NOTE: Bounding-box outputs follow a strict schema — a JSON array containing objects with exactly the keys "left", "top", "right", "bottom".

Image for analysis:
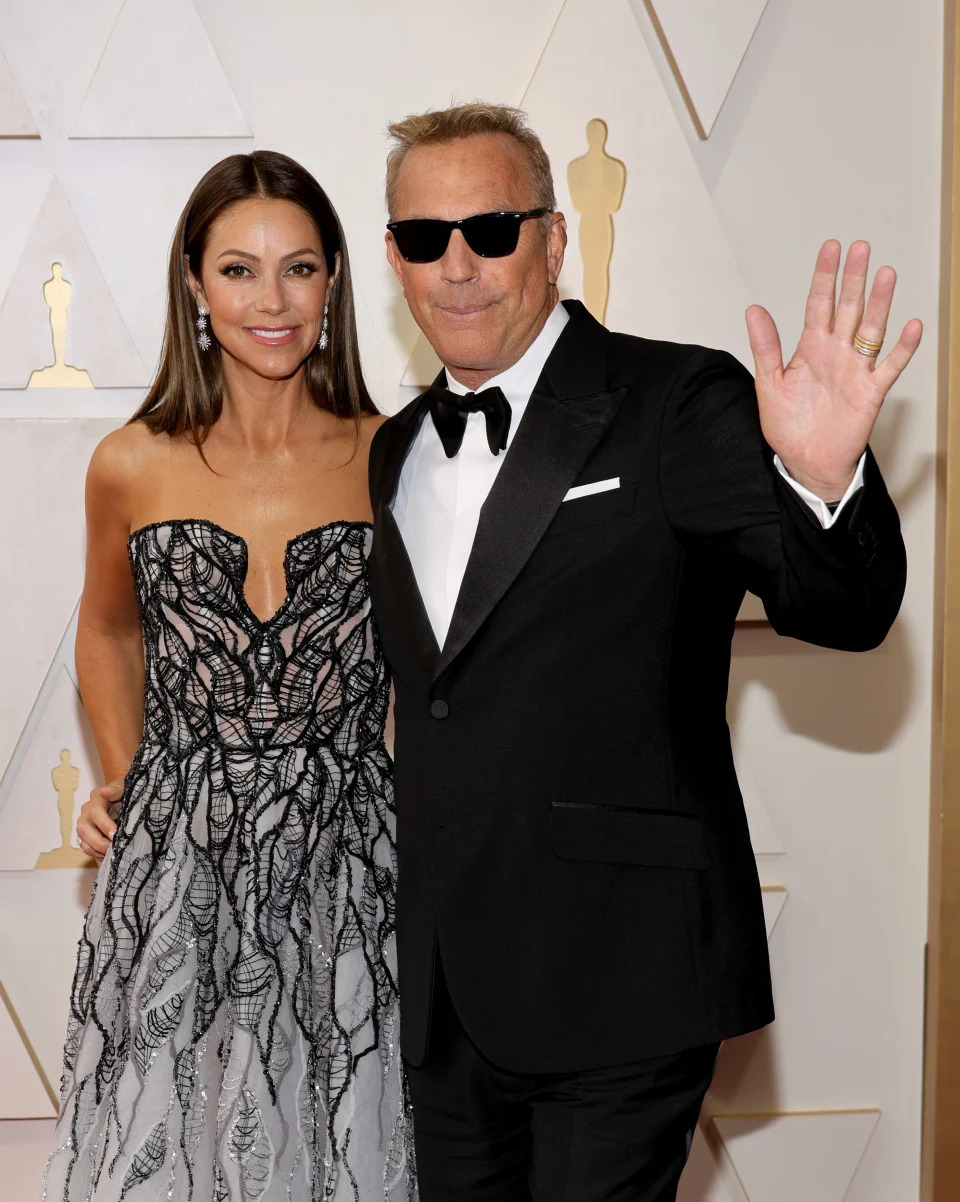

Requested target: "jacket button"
[{"left": 430, "top": 700, "right": 449, "bottom": 719}]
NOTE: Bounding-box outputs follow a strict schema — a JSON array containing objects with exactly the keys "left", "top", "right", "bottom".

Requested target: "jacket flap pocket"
[{"left": 549, "top": 804, "right": 711, "bottom": 869}]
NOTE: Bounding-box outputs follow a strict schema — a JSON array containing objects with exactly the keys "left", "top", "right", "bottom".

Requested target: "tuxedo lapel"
[
  {"left": 437, "top": 388, "right": 625, "bottom": 678},
  {"left": 437, "top": 302, "right": 625, "bottom": 678},
  {"left": 373, "top": 388, "right": 434, "bottom": 513},
  {"left": 369, "top": 398, "right": 441, "bottom": 677}
]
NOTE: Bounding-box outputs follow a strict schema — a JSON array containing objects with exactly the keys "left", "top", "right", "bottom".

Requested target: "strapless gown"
[{"left": 43, "top": 519, "right": 415, "bottom": 1202}]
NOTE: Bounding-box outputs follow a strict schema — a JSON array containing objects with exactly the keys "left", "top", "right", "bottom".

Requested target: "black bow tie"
[{"left": 425, "top": 385, "right": 512, "bottom": 459}]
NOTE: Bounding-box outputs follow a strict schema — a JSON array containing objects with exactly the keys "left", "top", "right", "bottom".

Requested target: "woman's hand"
[{"left": 77, "top": 779, "right": 122, "bottom": 862}]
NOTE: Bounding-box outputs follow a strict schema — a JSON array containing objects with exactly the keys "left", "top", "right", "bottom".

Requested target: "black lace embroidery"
[{"left": 44, "top": 519, "right": 416, "bottom": 1202}]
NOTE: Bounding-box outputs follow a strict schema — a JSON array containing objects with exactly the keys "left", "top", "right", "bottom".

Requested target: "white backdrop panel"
[
  {"left": 0, "top": 180, "right": 146, "bottom": 388},
  {"left": 71, "top": 0, "right": 252, "bottom": 138},
  {"left": 0, "top": 49, "right": 38, "bottom": 137},
  {"left": 643, "top": 0, "right": 769, "bottom": 136}
]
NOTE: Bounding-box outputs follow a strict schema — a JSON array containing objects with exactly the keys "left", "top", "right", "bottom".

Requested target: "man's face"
[{"left": 386, "top": 133, "right": 567, "bottom": 387}]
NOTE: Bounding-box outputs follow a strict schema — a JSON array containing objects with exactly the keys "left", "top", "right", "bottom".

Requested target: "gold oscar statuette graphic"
[
  {"left": 35, "top": 749, "right": 96, "bottom": 869},
  {"left": 567, "top": 120, "right": 627, "bottom": 325},
  {"left": 26, "top": 262, "right": 94, "bottom": 388}
]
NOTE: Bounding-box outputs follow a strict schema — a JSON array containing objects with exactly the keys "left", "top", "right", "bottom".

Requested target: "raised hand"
[{"left": 745, "top": 240, "right": 923, "bottom": 501}]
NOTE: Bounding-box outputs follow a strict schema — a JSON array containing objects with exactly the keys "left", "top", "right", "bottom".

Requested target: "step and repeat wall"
[{"left": 0, "top": 1, "right": 942, "bottom": 1199}]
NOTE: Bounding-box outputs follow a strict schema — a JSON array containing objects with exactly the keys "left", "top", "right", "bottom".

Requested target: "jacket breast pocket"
[
  {"left": 549, "top": 803, "right": 711, "bottom": 870},
  {"left": 543, "top": 482, "right": 637, "bottom": 538}
]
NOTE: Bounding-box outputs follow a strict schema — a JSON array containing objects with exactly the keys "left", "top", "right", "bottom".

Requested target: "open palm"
[{"left": 746, "top": 240, "right": 923, "bottom": 500}]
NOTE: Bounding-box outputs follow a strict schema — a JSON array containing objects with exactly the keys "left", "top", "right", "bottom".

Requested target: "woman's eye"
[
  {"left": 221, "top": 263, "right": 251, "bottom": 278},
  {"left": 287, "top": 262, "right": 317, "bottom": 277}
]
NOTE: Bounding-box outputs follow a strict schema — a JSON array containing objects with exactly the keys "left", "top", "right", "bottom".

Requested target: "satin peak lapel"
[
  {"left": 369, "top": 403, "right": 440, "bottom": 678},
  {"left": 436, "top": 385, "right": 626, "bottom": 678}
]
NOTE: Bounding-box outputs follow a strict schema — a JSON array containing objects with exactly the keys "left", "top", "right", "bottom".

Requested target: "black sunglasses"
[{"left": 387, "top": 207, "right": 552, "bottom": 263}]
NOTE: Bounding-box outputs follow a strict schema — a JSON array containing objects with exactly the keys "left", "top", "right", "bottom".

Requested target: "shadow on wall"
[
  {"left": 728, "top": 613, "right": 915, "bottom": 755},
  {"left": 730, "top": 393, "right": 929, "bottom": 756}
]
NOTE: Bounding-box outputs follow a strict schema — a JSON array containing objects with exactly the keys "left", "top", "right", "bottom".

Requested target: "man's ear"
[{"left": 546, "top": 212, "right": 567, "bottom": 288}]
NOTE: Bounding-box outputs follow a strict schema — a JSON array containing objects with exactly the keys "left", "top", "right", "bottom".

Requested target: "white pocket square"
[{"left": 563, "top": 477, "right": 620, "bottom": 502}]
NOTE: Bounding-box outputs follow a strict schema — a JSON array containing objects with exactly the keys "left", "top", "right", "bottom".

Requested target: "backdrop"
[{"left": 0, "top": 1, "right": 942, "bottom": 1199}]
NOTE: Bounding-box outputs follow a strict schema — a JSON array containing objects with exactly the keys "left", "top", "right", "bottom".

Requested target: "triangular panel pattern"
[
  {"left": 760, "top": 886, "right": 787, "bottom": 939},
  {"left": 71, "top": 0, "right": 251, "bottom": 138},
  {"left": 0, "top": 867, "right": 97, "bottom": 1092},
  {"left": 397, "top": 0, "right": 754, "bottom": 396},
  {"left": 0, "top": 597, "right": 100, "bottom": 1091},
  {"left": 678, "top": 1123, "right": 743, "bottom": 1202},
  {"left": 0, "top": 980, "right": 56, "bottom": 1117},
  {"left": 713, "top": 1110, "right": 880, "bottom": 1202},
  {"left": 400, "top": 335, "right": 443, "bottom": 391},
  {"left": 0, "top": 603, "right": 102, "bottom": 872},
  {"left": 0, "top": 179, "right": 147, "bottom": 388},
  {"left": 641, "top": 0, "right": 769, "bottom": 137},
  {"left": 0, "top": 49, "right": 39, "bottom": 137}
]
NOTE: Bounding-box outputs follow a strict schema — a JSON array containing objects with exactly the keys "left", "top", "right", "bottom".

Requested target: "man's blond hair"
[{"left": 385, "top": 102, "right": 557, "bottom": 219}]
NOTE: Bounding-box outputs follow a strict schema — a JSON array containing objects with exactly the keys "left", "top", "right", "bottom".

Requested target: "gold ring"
[{"left": 853, "top": 333, "right": 884, "bottom": 357}]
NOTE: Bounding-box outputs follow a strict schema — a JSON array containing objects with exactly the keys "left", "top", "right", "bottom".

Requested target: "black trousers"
[{"left": 405, "top": 962, "right": 719, "bottom": 1202}]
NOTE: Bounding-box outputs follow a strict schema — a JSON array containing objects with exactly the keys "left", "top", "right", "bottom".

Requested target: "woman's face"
[{"left": 186, "top": 196, "right": 335, "bottom": 383}]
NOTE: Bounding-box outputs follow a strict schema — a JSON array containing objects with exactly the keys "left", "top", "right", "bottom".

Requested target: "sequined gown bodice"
[{"left": 44, "top": 519, "right": 414, "bottom": 1202}]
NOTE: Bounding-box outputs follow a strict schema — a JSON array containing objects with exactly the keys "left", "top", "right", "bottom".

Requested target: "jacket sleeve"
[{"left": 657, "top": 347, "right": 906, "bottom": 651}]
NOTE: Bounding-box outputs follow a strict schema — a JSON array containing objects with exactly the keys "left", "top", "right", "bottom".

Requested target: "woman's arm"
[{"left": 74, "top": 431, "right": 144, "bottom": 859}]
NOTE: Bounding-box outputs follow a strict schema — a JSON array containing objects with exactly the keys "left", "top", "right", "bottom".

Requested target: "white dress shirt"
[
  {"left": 391, "top": 303, "right": 570, "bottom": 647},
  {"left": 391, "top": 301, "right": 865, "bottom": 647}
]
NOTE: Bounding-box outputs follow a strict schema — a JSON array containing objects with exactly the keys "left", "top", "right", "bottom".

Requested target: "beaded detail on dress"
[{"left": 43, "top": 519, "right": 415, "bottom": 1202}]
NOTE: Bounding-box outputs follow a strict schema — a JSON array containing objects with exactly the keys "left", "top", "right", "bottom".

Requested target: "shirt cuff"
[{"left": 773, "top": 453, "right": 867, "bottom": 529}]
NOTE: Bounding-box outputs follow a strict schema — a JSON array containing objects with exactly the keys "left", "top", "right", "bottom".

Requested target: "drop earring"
[
  {"left": 196, "top": 303, "right": 211, "bottom": 351},
  {"left": 318, "top": 303, "right": 329, "bottom": 351}
]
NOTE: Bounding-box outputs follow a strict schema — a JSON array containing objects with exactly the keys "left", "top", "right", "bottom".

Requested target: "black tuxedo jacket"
[{"left": 368, "top": 300, "right": 906, "bottom": 1073}]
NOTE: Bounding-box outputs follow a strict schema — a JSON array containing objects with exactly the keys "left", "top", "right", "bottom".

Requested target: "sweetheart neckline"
[
  {"left": 127, "top": 516, "right": 373, "bottom": 548},
  {"left": 127, "top": 516, "right": 373, "bottom": 629}
]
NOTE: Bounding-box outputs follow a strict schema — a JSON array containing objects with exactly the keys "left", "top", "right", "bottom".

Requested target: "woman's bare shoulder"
[
  {"left": 357, "top": 411, "right": 389, "bottom": 446},
  {"left": 87, "top": 420, "right": 170, "bottom": 496}
]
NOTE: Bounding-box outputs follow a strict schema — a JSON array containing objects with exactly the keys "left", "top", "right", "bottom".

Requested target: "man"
[{"left": 369, "top": 102, "right": 918, "bottom": 1200}]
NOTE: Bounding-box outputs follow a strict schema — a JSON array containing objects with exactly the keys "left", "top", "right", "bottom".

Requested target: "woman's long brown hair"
[{"left": 130, "top": 150, "right": 377, "bottom": 444}]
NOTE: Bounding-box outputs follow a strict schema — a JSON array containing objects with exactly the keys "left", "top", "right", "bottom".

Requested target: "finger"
[
  {"left": 76, "top": 821, "right": 111, "bottom": 857},
  {"left": 856, "top": 265, "right": 897, "bottom": 353},
  {"left": 804, "top": 239, "right": 841, "bottom": 332},
  {"left": 834, "top": 240, "right": 871, "bottom": 339},
  {"left": 78, "top": 839, "right": 105, "bottom": 864},
  {"left": 80, "top": 803, "right": 117, "bottom": 840},
  {"left": 745, "top": 304, "right": 784, "bottom": 382},
  {"left": 873, "top": 318, "right": 924, "bottom": 394},
  {"left": 97, "top": 780, "right": 124, "bottom": 801}
]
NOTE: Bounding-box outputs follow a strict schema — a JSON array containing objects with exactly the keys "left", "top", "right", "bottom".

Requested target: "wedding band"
[{"left": 853, "top": 333, "right": 884, "bottom": 357}]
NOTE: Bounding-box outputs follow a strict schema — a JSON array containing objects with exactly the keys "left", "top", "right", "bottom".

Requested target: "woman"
[{"left": 42, "top": 151, "right": 415, "bottom": 1202}]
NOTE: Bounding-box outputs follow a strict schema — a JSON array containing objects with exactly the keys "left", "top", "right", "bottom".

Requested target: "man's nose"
[{"left": 440, "top": 230, "right": 480, "bottom": 284}]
